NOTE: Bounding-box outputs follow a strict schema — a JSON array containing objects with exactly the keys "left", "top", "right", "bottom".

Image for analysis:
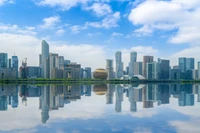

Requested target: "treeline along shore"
[{"left": 1, "top": 78, "right": 200, "bottom": 85}]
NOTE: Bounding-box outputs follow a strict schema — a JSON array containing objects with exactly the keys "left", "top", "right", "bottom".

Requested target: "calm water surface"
[{"left": 0, "top": 84, "right": 200, "bottom": 133}]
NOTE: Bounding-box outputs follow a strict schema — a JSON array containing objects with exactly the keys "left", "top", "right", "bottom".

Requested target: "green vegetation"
[{"left": 1, "top": 78, "right": 200, "bottom": 85}]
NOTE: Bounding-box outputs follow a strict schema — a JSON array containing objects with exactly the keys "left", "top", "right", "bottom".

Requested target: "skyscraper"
[
  {"left": 134, "top": 62, "right": 143, "bottom": 75},
  {"left": 186, "top": 58, "right": 195, "bottom": 70},
  {"left": 115, "top": 51, "right": 123, "bottom": 79},
  {"left": 49, "top": 53, "right": 59, "bottom": 79},
  {"left": 129, "top": 51, "right": 137, "bottom": 76},
  {"left": 12, "top": 56, "right": 18, "bottom": 78},
  {"left": 143, "top": 56, "right": 154, "bottom": 78},
  {"left": 106, "top": 59, "right": 114, "bottom": 80},
  {"left": 146, "top": 62, "right": 160, "bottom": 80},
  {"left": 0, "top": 53, "right": 8, "bottom": 68},
  {"left": 160, "top": 59, "right": 170, "bottom": 79},
  {"left": 179, "top": 57, "right": 186, "bottom": 72},
  {"left": 198, "top": 62, "right": 200, "bottom": 79},
  {"left": 41, "top": 40, "right": 49, "bottom": 78}
]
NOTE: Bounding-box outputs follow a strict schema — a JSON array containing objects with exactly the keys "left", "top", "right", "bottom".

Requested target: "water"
[{"left": 0, "top": 84, "right": 200, "bottom": 133}]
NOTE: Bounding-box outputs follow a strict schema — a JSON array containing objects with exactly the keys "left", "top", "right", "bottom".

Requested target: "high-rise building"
[
  {"left": 12, "top": 56, "right": 18, "bottom": 78},
  {"left": 85, "top": 67, "right": 92, "bottom": 79},
  {"left": 41, "top": 40, "right": 49, "bottom": 78},
  {"left": 146, "top": 62, "right": 160, "bottom": 80},
  {"left": 179, "top": 57, "right": 186, "bottom": 72},
  {"left": 8, "top": 58, "right": 11, "bottom": 68},
  {"left": 143, "top": 56, "right": 154, "bottom": 78},
  {"left": 58, "top": 56, "right": 64, "bottom": 70},
  {"left": 198, "top": 62, "right": 200, "bottom": 79},
  {"left": 186, "top": 58, "right": 195, "bottom": 70},
  {"left": 115, "top": 51, "right": 123, "bottom": 79},
  {"left": 0, "top": 53, "right": 8, "bottom": 68},
  {"left": 129, "top": 51, "right": 137, "bottom": 76},
  {"left": 49, "top": 53, "right": 59, "bottom": 79},
  {"left": 160, "top": 59, "right": 170, "bottom": 79},
  {"left": 106, "top": 59, "right": 114, "bottom": 80},
  {"left": 134, "top": 62, "right": 143, "bottom": 75}
]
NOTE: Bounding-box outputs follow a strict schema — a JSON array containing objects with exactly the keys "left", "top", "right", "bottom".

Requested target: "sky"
[{"left": 0, "top": 0, "right": 200, "bottom": 70}]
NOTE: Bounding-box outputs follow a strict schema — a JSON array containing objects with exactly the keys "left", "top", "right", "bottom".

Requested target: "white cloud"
[
  {"left": 134, "top": 25, "right": 153, "bottom": 36},
  {"left": 56, "top": 29, "right": 65, "bottom": 36},
  {"left": 111, "top": 32, "right": 123, "bottom": 37},
  {"left": 69, "top": 25, "right": 87, "bottom": 34},
  {"left": 85, "top": 12, "right": 120, "bottom": 29},
  {"left": 87, "top": 32, "right": 102, "bottom": 36},
  {"left": 0, "top": 23, "right": 37, "bottom": 35},
  {"left": 0, "top": 0, "right": 13, "bottom": 5},
  {"left": 84, "top": 3, "right": 112, "bottom": 16},
  {"left": 39, "top": 16, "right": 60, "bottom": 29},
  {"left": 37, "top": 0, "right": 90, "bottom": 10},
  {"left": 128, "top": 0, "right": 200, "bottom": 44}
]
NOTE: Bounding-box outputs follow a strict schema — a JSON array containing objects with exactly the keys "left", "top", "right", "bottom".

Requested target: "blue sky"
[{"left": 0, "top": 0, "right": 200, "bottom": 69}]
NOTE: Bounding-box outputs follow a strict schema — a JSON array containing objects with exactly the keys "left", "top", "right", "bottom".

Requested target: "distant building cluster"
[
  {"left": 0, "top": 40, "right": 91, "bottom": 79},
  {"left": 1, "top": 40, "right": 200, "bottom": 80},
  {"left": 106, "top": 51, "right": 200, "bottom": 80}
]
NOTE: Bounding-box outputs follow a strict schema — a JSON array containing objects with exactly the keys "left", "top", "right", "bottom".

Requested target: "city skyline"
[{"left": 1, "top": 0, "right": 200, "bottom": 70}]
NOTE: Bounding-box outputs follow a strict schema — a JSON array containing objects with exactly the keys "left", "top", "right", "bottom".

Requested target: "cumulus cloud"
[
  {"left": 0, "top": 23, "right": 37, "bottom": 35},
  {"left": 39, "top": 16, "right": 60, "bottom": 29},
  {"left": 56, "top": 29, "right": 65, "bottom": 36},
  {"left": 128, "top": 0, "right": 200, "bottom": 45},
  {"left": 111, "top": 32, "right": 123, "bottom": 37},
  {"left": 85, "top": 12, "right": 120, "bottom": 29},
  {"left": 84, "top": 3, "right": 112, "bottom": 16}
]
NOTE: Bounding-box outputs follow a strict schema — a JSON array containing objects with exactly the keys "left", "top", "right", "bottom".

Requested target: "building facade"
[
  {"left": 129, "top": 51, "right": 137, "bottom": 76},
  {"left": 106, "top": 59, "right": 114, "bottom": 80},
  {"left": 115, "top": 51, "right": 123, "bottom": 79},
  {"left": 143, "top": 56, "right": 154, "bottom": 78}
]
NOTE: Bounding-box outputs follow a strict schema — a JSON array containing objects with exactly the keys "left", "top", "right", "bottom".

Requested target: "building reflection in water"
[{"left": 1, "top": 83, "right": 200, "bottom": 124}]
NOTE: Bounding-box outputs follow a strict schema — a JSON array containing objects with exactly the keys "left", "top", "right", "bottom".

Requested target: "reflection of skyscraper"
[
  {"left": 12, "top": 86, "right": 18, "bottom": 108},
  {"left": 40, "top": 85, "right": 50, "bottom": 124},
  {"left": 186, "top": 93, "right": 194, "bottom": 106},
  {"left": 115, "top": 85, "right": 123, "bottom": 112},
  {"left": 106, "top": 84, "right": 115, "bottom": 104},
  {"left": 129, "top": 51, "right": 137, "bottom": 76},
  {"left": 142, "top": 86, "right": 153, "bottom": 108},
  {"left": 179, "top": 91, "right": 186, "bottom": 106},
  {"left": 115, "top": 51, "right": 123, "bottom": 79},
  {"left": 129, "top": 88, "right": 137, "bottom": 112},
  {"left": 159, "top": 84, "right": 170, "bottom": 104},
  {"left": 0, "top": 96, "right": 7, "bottom": 111}
]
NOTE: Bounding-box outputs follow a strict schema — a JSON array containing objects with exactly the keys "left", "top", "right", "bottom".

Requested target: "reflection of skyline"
[{"left": 1, "top": 84, "right": 200, "bottom": 124}]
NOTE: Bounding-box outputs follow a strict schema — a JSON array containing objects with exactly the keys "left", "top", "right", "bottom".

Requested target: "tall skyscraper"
[
  {"left": 198, "top": 62, "right": 200, "bottom": 79},
  {"left": 58, "top": 56, "right": 64, "bottom": 70},
  {"left": 143, "top": 56, "right": 154, "bottom": 78},
  {"left": 106, "top": 59, "right": 114, "bottom": 80},
  {"left": 134, "top": 62, "right": 143, "bottom": 75},
  {"left": 160, "top": 59, "right": 170, "bottom": 79},
  {"left": 179, "top": 57, "right": 186, "bottom": 72},
  {"left": 115, "top": 51, "right": 123, "bottom": 79},
  {"left": 49, "top": 53, "right": 59, "bottom": 79},
  {"left": 0, "top": 53, "right": 8, "bottom": 68},
  {"left": 41, "top": 40, "right": 49, "bottom": 78},
  {"left": 12, "top": 56, "right": 18, "bottom": 78},
  {"left": 129, "top": 51, "right": 137, "bottom": 76},
  {"left": 146, "top": 62, "right": 160, "bottom": 80},
  {"left": 186, "top": 58, "right": 195, "bottom": 70}
]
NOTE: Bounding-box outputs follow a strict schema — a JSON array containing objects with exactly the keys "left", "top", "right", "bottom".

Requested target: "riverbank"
[{"left": 1, "top": 78, "right": 200, "bottom": 85}]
